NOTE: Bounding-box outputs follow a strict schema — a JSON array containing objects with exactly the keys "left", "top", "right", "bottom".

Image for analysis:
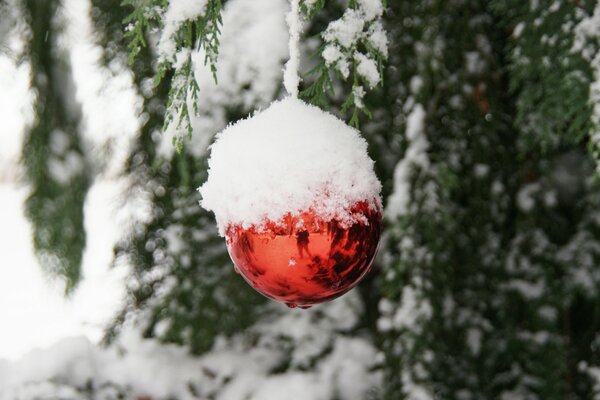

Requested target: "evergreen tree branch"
[
  {"left": 94, "top": 0, "right": 264, "bottom": 352},
  {"left": 300, "top": 0, "right": 387, "bottom": 128},
  {"left": 123, "top": 0, "right": 223, "bottom": 152},
  {"left": 21, "top": 0, "right": 91, "bottom": 293}
]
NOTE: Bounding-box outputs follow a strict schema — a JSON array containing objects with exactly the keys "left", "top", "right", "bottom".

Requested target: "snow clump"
[
  {"left": 158, "top": 0, "right": 209, "bottom": 62},
  {"left": 199, "top": 97, "right": 382, "bottom": 236},
  {"left": 321, "top": 0, "right": 387, "bottom": 93}
]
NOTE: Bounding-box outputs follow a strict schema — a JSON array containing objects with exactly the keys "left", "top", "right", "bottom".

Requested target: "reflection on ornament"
[{"left": 225, "top": 201, "right": 382, "bottom": 308}]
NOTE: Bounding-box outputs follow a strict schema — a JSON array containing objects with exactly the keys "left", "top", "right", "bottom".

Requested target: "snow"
[
  {"left": 353, "top": 85, "right": 366, "bottom": 108},
  {"left": 322, "top": 0, "right": 382, "bottom": 49},
  {"left": 465, "top": 51, "right": 485, "bottom": 74},
  {"left": 162, "top": 0, "right": 289, "bottom": 158},
  {"left": 47, "top": 150, "right": 85, "bottom": 184},
  {"left": 0, "top": 182, "right": 128, "bottom": 362},
  {"left": 323, "top": 44, "right": 344, "bottom": 65},
  {"left": 283, "top": 0, "right": 302, "bottom": 97},
  {"left": 391, "top": 285, "right": 433, "bottom": 331},
  {"left": 358, "top": 0, "right": 384, "bottom": 22},
  {"left": 0, "top": 54, "right": 33, "bottom": 182},
  {"left": 367, "top": 21, "right": 388, "bottom": 57},
  {"left": 513, "top": 22, "right": 525, "bottom": 38},
  {"left": 401, "top": 370, "right": 433, "bottom": 400},
  {"left": 549, "top": 1, "right": 561, "bottom": 13},
  {"left": 200, "top": 0, "right": 288, "bottom": 109},
  {"left": 0, "top": 333, "right": 212, "bottom": 399},
  {"left": 158, "top": 0, "right": 209, "bottom": 62},
  {"left": 574, "top": 2, "right": 600, "bottom": 173},
  {"left": 386, "top": 104, "right": 428, "bottom": 219},
  {"left": 467, "top": 328, "right": 482, "bottom": 355},
  {"left": 517, "top": 330, "right": 551, "bottom": 345},
  {"left": 355, "top": 52, "right": 381, "bottom": 88},
  {"left": 584, "top": 364, "right": 600, "bottom": 396},
  {"left": 249, "top": 374, "right": 327, "bottom": 400},
  {"left": 323, "top": 9, "right": 365, "bottom": 49},
  {"left": 199, "top": 97, "right": 382, "bottom": 235},
  {"left": 0, "top": 293, "right": 381, "bottom": 400},
  {"left": 516, "top": 183, "right": 539, "bottom": 212},
  {"left": 377, "top": 279, "right": 433, "bottom": 346},
  {"left": 0, "top": 0, "right": 138, "bottom": 362},
  {"left": 62, "top": 0, "right": 140, "bottom": 176},
  {"left": 474, "top": 163, "right": 490, "bottom": 177},
  {"left": 410, "top": 76, "right": 424, "bottom": 93},
  {"left": 321, "top": 0, "right": 387, "bottom": 88}
]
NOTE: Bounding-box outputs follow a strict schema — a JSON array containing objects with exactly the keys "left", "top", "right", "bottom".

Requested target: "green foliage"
[
  {"left": 123, "top": 0, "right": 223, "bottom": 152},
  {"left": 379, "top": 1, "right": 521, "bottom": 396},
  {"left": 108, "top": 152, "right": 265, "bottom": 354},
  {"left": 490, "top": 0, "right": 597, "bottom": 154},
  {"left": 21, "top": 0, "right": 91, "bottom": 293},
  {"left": 379, "top": 1, "right": 600, "bottom": 399},
  {"left": 159, "top": 50, "right": 199, "bottom": 153},
  {"left": 122, "top": 0, "right": 166, "bottom": 65},
  {"left": 301, "top": 0, "right": 388, "bottom": 128},
  {"left": 93, "top": 0, "right": 264, "bottom": 354},
  {"left": 13, "top": 0, "right": 600, "bottom": 396},
  {"left": 340, "top": 63, "right": 374, "bottom": 128},
  {"left": 299, "top": 47, "right": 335, "bottom": 109},
  {"left": 195, "top": 0, "right": 222, "bottom": 83},
  {"left": 299, "top": 0, "right": 325, "bottom": 18},
  {"left": 122, "top": 0, "right": 386, "bottom": 141}
]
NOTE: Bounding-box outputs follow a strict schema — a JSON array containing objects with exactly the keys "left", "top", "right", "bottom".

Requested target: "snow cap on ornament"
[{"left": 198, "top": 97, "right": 382, "bottom": 236}]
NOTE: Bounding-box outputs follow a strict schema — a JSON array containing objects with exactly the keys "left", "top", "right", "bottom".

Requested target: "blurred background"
[{"left": 2, "top": 0, "right": 600, "bottom": 399}]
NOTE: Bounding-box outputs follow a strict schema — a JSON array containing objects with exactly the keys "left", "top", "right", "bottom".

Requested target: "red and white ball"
[{"left": 199, "top": 97, "right": 382, "bottom": 308}]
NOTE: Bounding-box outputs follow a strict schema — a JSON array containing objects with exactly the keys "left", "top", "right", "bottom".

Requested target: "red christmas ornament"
[
  {"left": 225, "top": 201, "right": 382, "bottom": 309},
  {"left": 199, "top": 97, "right": 383, "bottom": 309}
]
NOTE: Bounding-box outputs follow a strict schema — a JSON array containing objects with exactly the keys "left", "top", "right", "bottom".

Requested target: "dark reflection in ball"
[{"left": 225, "top": 202, "right": 382, "bottom": 309}]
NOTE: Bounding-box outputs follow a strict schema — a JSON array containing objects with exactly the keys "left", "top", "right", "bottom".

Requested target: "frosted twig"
[{"left": 283, "top": 0, "right": 302, "bottom": 97}]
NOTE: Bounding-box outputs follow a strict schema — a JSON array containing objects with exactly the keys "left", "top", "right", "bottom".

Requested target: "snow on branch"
[
  {"left": 574, "top": 2, "right": 600, "bottom": 173},
  {"left": 157, "top": 0, "right": 210, "bottom": 62},
  {"left": 124, "top": 0, "right": 223, "bottom": 152},
  {"left": 386, "top": 104, "right": 429, "bottom": 220},
  {"left": 302, "top": 0, "right": 388, "bottom": 127},
  {"left": 123, "top": 0, "right": 388, "bottom": 150},
  {"left": 283, "top": 0, "right": 302, "bottom": 97}
]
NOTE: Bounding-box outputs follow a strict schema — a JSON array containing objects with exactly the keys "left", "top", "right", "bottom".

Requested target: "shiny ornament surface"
[{"left": 225, "top": 202, "right": 382, "bottom": 308}]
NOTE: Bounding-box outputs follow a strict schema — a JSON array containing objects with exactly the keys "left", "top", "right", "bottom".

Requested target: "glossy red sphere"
[{"left": 225, "top": 201, "right": 382, "bottom": 308}]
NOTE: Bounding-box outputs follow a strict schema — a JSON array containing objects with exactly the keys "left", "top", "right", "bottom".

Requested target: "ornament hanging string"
[{"left": 283, "top": 0, "right": 302, "bottom": 98}]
